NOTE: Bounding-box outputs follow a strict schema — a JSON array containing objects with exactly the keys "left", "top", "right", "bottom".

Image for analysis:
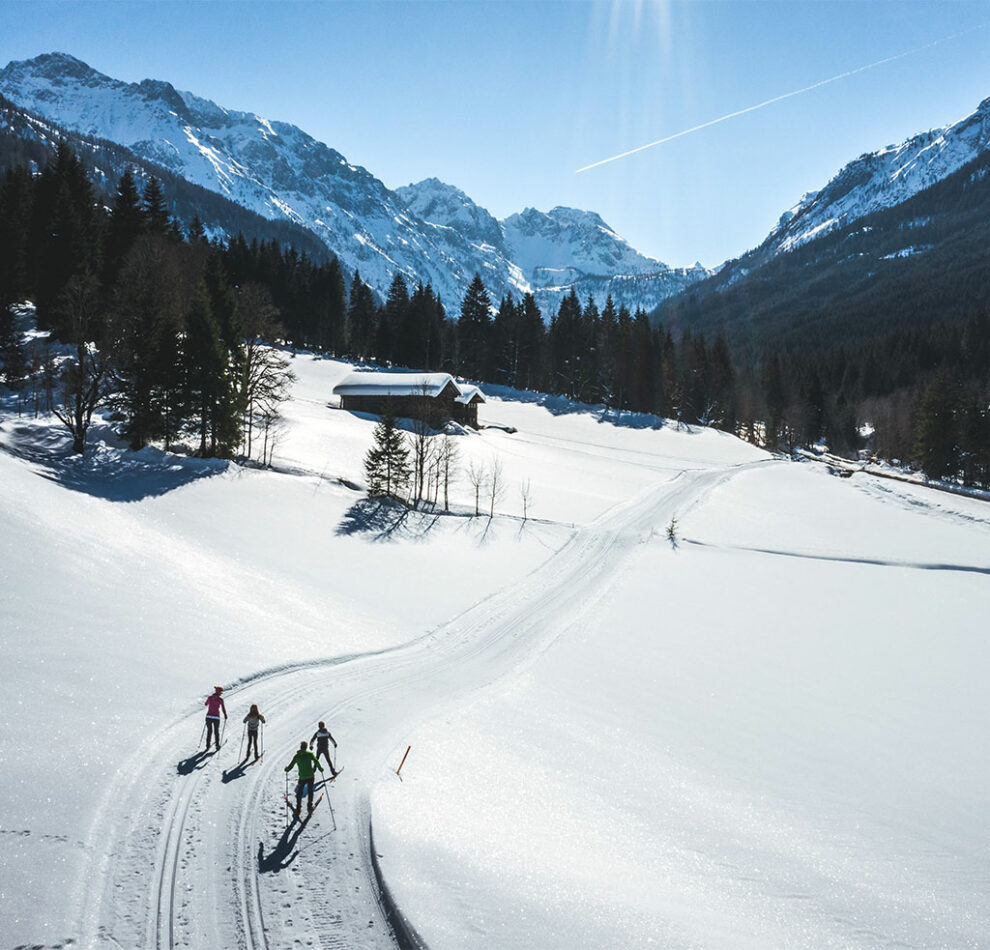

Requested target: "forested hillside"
[{"left": 1, "top": 143, "right": 987, "bottom": 489}]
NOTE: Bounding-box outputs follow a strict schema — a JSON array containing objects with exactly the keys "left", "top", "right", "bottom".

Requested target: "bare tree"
[
  {"left": 467, "top": 458, "right": 486, "bottom": 516},
  {"left": 487, "top": 455, "right": 505, "bottom": 519},
  {"left": 51, "top": 276, "right": 112, "bottom": 454},
  {"left": 259, "top": 405, "right": 288, "bottom": 467},
  {"left": 519, "top": 478, "right": 533, "bottom": 521},
  {"left": 438, "top": 433, "right": 460, "bottom": 512},
  {"left": 236, "top": 284, "right": 294, "bottom": 460},
  {"left": 407, "top": 382, "right": 439, "bottom": 506},
  {"left": 243, "top": 346, "right": 294, "bottom": 461},
  {"left": 698, "top": 400, "right": 723, "bottom": 429}
]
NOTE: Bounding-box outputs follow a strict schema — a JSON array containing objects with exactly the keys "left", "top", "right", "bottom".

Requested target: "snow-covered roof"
[
  {"left": 455, "top": 384, "right": 486, "bottom": 405},
  {"left": 333, "top": 372, "right": 460, "bottom": 399}
]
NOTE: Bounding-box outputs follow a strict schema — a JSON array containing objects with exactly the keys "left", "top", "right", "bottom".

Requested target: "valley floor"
[{"left": 1, "top": 354, "right": 987, "bottom": 949}]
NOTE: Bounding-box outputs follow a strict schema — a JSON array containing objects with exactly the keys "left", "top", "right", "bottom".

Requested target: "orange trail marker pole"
[{"left": 396, "top": 745, "right": 411, "bottom": 776}]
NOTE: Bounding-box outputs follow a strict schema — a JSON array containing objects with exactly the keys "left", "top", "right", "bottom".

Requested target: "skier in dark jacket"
[
  {"left": 285, "top": 741, "right": 324, "bottom": 813},
  {"left": 309, "top": 721, "right": 339, "bottom": 777},
  {"left": 204, "top": 686, "right": 227, "bottom": 750},
  {"left": 243, "top": 704, "right": 266, "bottom": 760}
]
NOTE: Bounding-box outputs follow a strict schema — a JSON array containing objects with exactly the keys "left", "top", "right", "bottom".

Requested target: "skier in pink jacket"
[{"left": 204, "top": 686, "right": 227, "bottom": 750}]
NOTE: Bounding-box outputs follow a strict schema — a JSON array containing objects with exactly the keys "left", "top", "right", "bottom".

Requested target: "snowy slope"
[
  {"left": 372, "top": 461, "right": 990, "bottom": 949},
  {"left": 0, "top": 53, "right": 704, "bottom": 314},
  {"left": 0, "top": 357, "right": 572, "bottom": 948},
  {"left": 766, "top": 96, "right": 990, "bottom": 255},
  {"left": 2, "top": 349, "right": 989, "bottom": 949}
]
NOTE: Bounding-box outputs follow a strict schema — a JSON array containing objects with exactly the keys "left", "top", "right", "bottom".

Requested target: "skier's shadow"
[
  {"left": 222, "top": 761, "right": 248, "bottom": 784},
  {"left": 257, "top": 821, "right": 306, "bottom": 874},
  {"left": 176, "top": 750, "right": 213, "bottom": 775}
]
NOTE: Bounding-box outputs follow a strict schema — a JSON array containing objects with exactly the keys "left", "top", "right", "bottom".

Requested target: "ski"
[
  {"left": 284, "top": 794, "right": 301, "bottom": 822},
  {"left": 320, "top": 767, "right": 344, "bottom": 787},
  {"left": 283, "top": 793, "right": 323, "bottom": 824}
]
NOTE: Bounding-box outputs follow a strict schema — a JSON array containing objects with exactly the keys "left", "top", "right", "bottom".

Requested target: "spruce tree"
[
  {"left": 364, "top": 409, "right": 410, "bottom": 500},
  {"left": 0, "top": 305, "right": 28, "bottom": 388},
  {"left": 457, "top": 273, "right": 493, "bottom": 381},
  {"left": 142, "top": 177, "right": 171, "bottom": 237},
  {"left": 183, "top": 279, "right": 240, "bottom": 458},
  {"left": 377, "top": 272, "right": 409, "bottom": 364},
  {"left": 913, "top": 372, "right": 958, "bottom": 479},
  {"left": 104, "top": 170, "right": 144, "bottom": 285},
  {"left": 347, "top": 270, "right": 377, "bottom": 360}
]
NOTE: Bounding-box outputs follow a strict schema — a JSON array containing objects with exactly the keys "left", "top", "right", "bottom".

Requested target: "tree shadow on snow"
[
  {"left": 1, "top": 418, "right": 227, "bottom": 502},
  {"left": 479, "top": 384, "right": 681, "bottom": 431},
  {"left": 336, "top": 497, "right": 441, "bottom": 541}
]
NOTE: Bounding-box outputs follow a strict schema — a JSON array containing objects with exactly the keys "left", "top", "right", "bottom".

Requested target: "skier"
[
  {"left": 242, "top": 704, "right": 266, "bottom": 760},
  {"left": 285, "top": 741, "right": 324, "bottom": 815},
  {"left": 204, "top": 685, "right": 227, "bottom": 750},
  {"left": 309, "top": 721, "right": 340, "bottom": 777}
]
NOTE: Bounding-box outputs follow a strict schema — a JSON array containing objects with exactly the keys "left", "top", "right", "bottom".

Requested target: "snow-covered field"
[{"left": 1, "top": 353, "right": 987, "bottom": 949}]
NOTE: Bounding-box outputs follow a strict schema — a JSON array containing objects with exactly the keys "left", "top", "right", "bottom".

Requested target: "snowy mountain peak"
[
  {"left": 3, "top": 51, "right": 102, "bottom": 84},
  {"left": 0, "top": 52, "right": 702, "bottom": 316},
  {"left": 767, "top": 95, "right": 990, "bottom": 256},
  {"left": 502, "top": 205, "right": 667, "bottom": 287},
  {"left": 395, "top": 178, "right": 505, "bottom": 250}
]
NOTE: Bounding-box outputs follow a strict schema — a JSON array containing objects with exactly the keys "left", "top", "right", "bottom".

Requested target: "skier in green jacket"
[{"left": 285, "top": 741, "right": 324, "bottom": 814}]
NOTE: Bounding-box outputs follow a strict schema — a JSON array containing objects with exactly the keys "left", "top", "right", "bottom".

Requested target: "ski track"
[{"left": 73, "top": 460, "right": 771, "bottom": 949}]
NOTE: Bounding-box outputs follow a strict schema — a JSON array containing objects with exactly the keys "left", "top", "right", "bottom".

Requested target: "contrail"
[{"left": 575, "top": 25, "right": 985, "bottom": 173}]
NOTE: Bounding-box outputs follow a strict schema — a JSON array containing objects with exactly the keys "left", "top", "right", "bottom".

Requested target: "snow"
[
  {"left": 332, "top": 370, "right": 467, "bottom": 399},
  {"left": 1, "top": 350, "right": 988, "bottom": 948},
  {"left": 880, "top": 244, "right": 931, "bottom": 260},
  {"left": 372, "top": 462, "right": 990, "bottom": 949}
]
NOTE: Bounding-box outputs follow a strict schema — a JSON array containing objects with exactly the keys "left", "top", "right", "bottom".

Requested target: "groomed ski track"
[{"left": 74, "top": 461, "right": 768, "bottom": 949}]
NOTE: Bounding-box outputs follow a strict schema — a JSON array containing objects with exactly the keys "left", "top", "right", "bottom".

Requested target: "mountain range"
[
  {"left": 2, "top": 51, "right": 990, "bottom": 331},
  {"left": 0, "top": 52, "right": 706, "bottom": 314},
  {"left": 657, "top": 96, "right": 990, "bottom": 350}
]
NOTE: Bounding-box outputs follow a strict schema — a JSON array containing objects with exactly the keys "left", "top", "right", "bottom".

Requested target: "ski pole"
[
  {"left": 325, "top": 783, "right": 336, "bottom": 832},
  {"left": 284, "top": 773, "right": 289, "bottom": 831},
  {"left": 220, "top": 718, "right": 227, "bottom": 748},
  {"left": 260, "top": 723, "right": 264, "bottom": 757},
  {"left": 238, "top": 722, "right": 246, "bottom": 762},
  {"left": 198, "top": 720, "right": 206, "bottom": 749}
]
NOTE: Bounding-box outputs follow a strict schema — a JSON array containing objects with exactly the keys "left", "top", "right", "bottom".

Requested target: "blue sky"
[{"left": 1, "top": 0, "right": 989, "bottom": 267}]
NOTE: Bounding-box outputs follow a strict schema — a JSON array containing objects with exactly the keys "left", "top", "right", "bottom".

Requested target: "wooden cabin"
[
  {"left": 333, "top": 372, "right": 486, "bottom": 429},
  {"left": 453, "top": 384, "right": 486, "bottom": 428}
]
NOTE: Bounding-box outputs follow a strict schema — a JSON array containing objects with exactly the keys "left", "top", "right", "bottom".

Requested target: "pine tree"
[
  {"left": 112, "top": 236, "right": 186, "bottom": 449},
  {"left": 375, "top": 272, "right": 409, "bottom": 364},
  {"left": 29, "top": 145, "right": 101, "bottom": 336},
  {"left": 457, "top": 273, "right": 493, "bottom": 380},
  {"left": 104, "top": 170, "right": 144, "bottom": 285},
  {"left": 347, "top": 270, "right": 378, "bottom": 360},
  {"left": 183, "top": 279, "right": 240, "bottom": 458},
  {"left": 364, "top": 409, "right": 410, "bottom": 500},
  {"left": 762, "top": 354, "right": 786, "bottom": 448},
  {"left": 142, "top": 177, "right": 171, "bottom": 237},
  {"left": 913, "top": 372, "right": 959, "bottom": 479},
  {"left": 0, "top": 304, "right": 28, "bottom": 388},
  {"left": 187, "top": 215, "right": 207, "bottom": 244}
]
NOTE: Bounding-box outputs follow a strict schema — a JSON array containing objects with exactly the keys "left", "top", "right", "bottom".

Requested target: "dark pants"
[
  {"left": 247, "top": 729, "right": 260, "bottom": 758},
  {"left": 315, "top": 743, "right": 333, "bottom": 769},
  {"left": 206, "top": 717, "right": 221, "bottom": 748},
  {"left": 296, "top": 778, "right": 315, "bottom": 810}
]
